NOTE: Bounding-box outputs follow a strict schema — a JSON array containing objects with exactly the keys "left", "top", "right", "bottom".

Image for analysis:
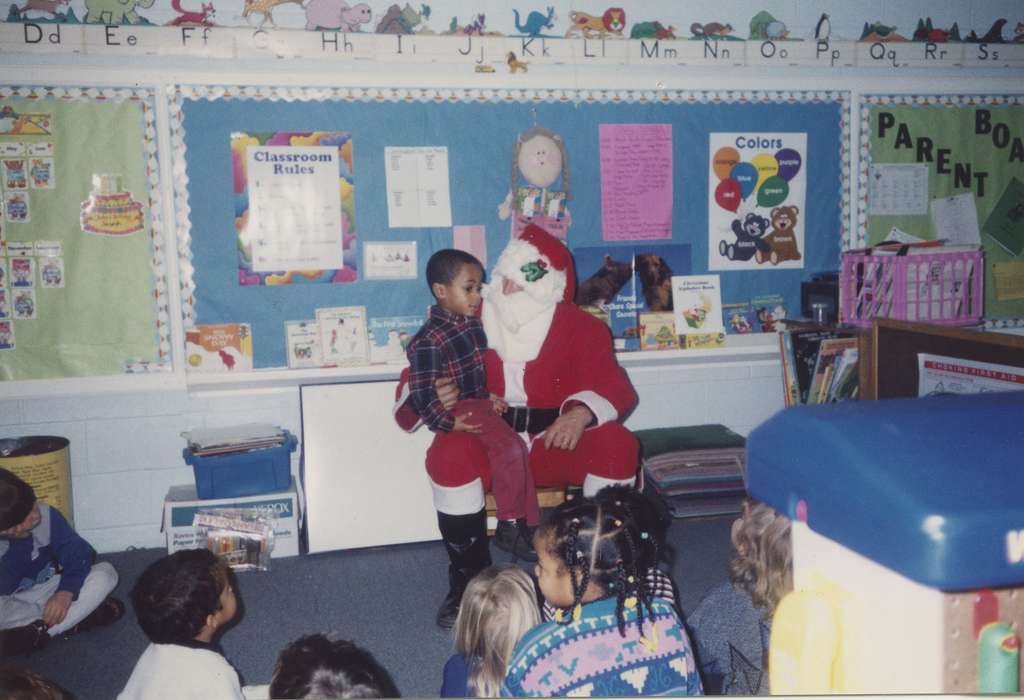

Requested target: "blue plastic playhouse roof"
[{"left": 746, "top": 391, "right": 1024, "bottom": 591}]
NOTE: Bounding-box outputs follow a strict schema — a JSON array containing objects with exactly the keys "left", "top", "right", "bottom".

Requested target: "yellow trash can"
[{"left": 0, "top": 436, "right": 74, "bottom": 527}]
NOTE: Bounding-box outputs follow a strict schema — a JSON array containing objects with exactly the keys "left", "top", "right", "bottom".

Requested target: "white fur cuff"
[{"left": 431, "top": 478, "right": 486, "bottom": 515}]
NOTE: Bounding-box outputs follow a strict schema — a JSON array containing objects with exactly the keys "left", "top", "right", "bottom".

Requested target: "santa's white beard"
[{"left": 482, "top": 280, "right": 556, "bottom": 362}]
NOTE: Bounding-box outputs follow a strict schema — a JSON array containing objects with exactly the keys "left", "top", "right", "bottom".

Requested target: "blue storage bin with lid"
[
  {"left": 746, "top": 391, "right": 1024, "bottom": 591},
  {"left": 183, "top": 430, "right": 297, "bottom": 500}
]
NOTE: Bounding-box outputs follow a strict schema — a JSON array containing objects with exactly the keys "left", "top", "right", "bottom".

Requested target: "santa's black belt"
[{"left": 503, "top": 407, "right": 560, "bottom": 434}]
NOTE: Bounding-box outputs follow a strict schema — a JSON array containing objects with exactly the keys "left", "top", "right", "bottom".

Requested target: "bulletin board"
[
  {"left": 859, "top": 95, "right": 1024, "bottom": 327},
  {"left": 0, "top": 86, "right": 169, "bottom": 381},
  {"left": 173, "top": 86, "right": 849, "bottom": 369}
]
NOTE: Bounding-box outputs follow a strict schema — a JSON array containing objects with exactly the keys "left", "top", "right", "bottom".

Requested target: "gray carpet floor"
[{"left": 15, "top": 513, "right": 734, "bottom": 699}]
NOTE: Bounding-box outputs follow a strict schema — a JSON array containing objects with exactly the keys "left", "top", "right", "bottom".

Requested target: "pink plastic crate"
[{"left": 840, "top": 249, "right": 983, "bottom": 328}]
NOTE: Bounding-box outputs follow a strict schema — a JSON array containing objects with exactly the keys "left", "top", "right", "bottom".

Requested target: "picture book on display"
[
  {"left": 368, "top": 315, "right": 421, "bottom": 365},
  {"left": 185, "top": 323, "right": 253, "bottom": 373},
  {"left": 573, "top": 244, "right": 691, "bottom": 351},
  {"left": 284, "top": 320, "right": 323, "bottom": 370},
  {"left": 671, "top": 274, "right": 724, "bottom": 343},
  {"left": 316, "top": 306, "right": 369, "bottom": 367}
]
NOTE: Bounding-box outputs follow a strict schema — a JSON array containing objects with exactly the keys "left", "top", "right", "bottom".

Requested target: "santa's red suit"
[
  {"left": 396, "top": 227, "right": 639, "bottom": 511},
  {"left": 395, "top": 224, "right": 639, "bottom": 627}
]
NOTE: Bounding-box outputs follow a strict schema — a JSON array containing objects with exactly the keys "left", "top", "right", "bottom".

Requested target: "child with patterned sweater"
[{"left": 502, "top": 497, "right": 703, "bottom": 697}]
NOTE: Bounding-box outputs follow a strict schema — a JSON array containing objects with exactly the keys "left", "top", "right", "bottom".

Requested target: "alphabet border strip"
[{"left": 3, "top": 25, "right": 1024, "bottom": 69}]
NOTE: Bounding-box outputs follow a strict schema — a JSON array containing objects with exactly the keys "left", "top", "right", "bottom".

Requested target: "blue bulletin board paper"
[{"left": 174, "top": 87, "right": 848, "bottom": 369}]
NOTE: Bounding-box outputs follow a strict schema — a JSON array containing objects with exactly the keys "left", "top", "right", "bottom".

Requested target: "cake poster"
[
  {"left": 709, "top": 133, "right": 807, "bottom": 272},
  {"left": 80, "top": 173, "right": 145, "bottom": 236},
  {"left": 232, "top": 131, "right": 356, "bottom": 286}
]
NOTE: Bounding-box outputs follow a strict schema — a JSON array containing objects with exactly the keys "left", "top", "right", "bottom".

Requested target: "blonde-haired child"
[
  {"left": 441, "top": 565, "right": 540, "bottom": 698},
  {"left": 687, "top": 497, "right": 792, "bottom": 695},
  {"left": 502, "top": 498, "right": 703, "bottom": 697}
]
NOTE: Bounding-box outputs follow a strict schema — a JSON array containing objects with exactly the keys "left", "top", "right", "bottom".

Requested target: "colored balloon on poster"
[
  {"left": 730, "top": 162, "right": 757, "bottom": 200},
  {"left": 715, "top": 178, "right": 741, "bottom": 212},
  {"left": 775, "top": 148, "right": 802, "bottom": 182},
  {"left": 712, "top": 147, "right": 741, "bottom": 180},
  {"left": 751, "top": 153, "right": 779, "bottom": 190},
  {"left": 757, "top": 176, "right": 789, "bottom": 207}
]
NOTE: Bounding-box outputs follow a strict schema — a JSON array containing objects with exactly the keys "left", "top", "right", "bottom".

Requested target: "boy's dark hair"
[
  {"left": 538, "top": 497, "right": 653, "bottom": 638},
  {"left": 0, "top": 469, "right": 37, "bottom": 532},
  {"left": 130, "top": 549, "right": 229, "bottom": 644},
  {"left": 425, "top": 249, "right": 483, "bottom": 296},
  {"left": 269, "top": 633, "right": 400, "bottom": 699},
  {"left": 0, "top": 665, "right": 73, "bottom": 700}
]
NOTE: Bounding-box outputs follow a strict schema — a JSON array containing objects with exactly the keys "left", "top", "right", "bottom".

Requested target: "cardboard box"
[{"left": 163, "top": 478, "right": 301, "bottom": 558}]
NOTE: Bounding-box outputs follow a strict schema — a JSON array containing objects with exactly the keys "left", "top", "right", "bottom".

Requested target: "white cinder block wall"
[{"left": 1, "top": 0, "right": 1023, "bottom": 552}]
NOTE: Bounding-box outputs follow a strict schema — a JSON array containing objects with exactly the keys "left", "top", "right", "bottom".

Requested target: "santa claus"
[{"left": 395, "top": 224, "right": 639, "bottom": 627}]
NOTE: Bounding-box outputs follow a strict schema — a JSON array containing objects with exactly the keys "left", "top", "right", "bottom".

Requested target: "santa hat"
[{"left": 516, "top": 224, "right": 576, "bottom": 303}]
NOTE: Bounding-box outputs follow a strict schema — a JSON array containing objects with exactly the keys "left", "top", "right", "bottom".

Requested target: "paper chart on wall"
[
  {"left": 385, "top": 146, "right": 452, "bottom": 228},
  {"left": 708, "top": 133, "right": 807, "bottom": 271},
  {"left": 868, "top": 163, "right": 929, "bottom": 216},
  {"left": 232, "top": 131, "right": 356, "bottom": 286},
  {"left": 931, "top": 192, "right": 981, "bottom": 246},
  {"left": 245, "top": 145, "right": 344, "bottom": 273},
  {"left": 363, "top": 241, "right": 417, "bottom": 279},
  {"left": 599, "top": 123, "right": 673, "bottom": 241}
]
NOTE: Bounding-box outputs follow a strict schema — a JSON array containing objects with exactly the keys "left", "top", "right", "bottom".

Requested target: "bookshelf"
[{"left": 866, "top": 319, "right": 1024, "bottom": 400}]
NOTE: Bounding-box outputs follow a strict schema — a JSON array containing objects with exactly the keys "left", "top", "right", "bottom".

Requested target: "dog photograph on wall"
[{"left": 574, "top": 243, "right": 691, "bottom": 350}]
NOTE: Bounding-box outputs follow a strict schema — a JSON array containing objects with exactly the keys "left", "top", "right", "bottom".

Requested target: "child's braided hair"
[{"left": 539, "top": 496, "right": 653, "bottom": 638}]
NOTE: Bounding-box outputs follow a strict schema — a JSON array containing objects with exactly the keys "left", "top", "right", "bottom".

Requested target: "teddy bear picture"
[
  {"left": 719, "top": 212, "right": 771, "bottom": 262},
  {"left": 757, "top": 205, "right": 802, "bottom": 265}
]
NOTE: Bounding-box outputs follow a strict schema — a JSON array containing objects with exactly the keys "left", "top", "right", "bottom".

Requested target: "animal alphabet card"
[{"left": 709, "top": 133, "right": 807, "bottom": 271}]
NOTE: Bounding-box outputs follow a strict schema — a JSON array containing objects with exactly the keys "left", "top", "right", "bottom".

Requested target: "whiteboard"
[{"left": 300, "top": 381, "right": 439, "bottom": 553}]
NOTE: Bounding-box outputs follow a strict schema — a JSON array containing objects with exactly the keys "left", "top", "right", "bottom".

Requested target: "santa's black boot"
[
  {"left": 435, "top": 508, "right": 492, "bottom": 630},
  {"left": 1, "top": 620, "right": 50, "bottom": 657}
]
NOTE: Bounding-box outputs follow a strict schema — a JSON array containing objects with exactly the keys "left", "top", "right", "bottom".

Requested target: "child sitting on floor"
[
  {"left": 269, "top": 633, "right": 399, "bottom": 698},
  {"left": 502, "top": 497, "right": 704, "bottom": 697},
  {"left": 687, "top": 498, "right": 792, "bottom": 695},
  {"left": 0, "top": 468, "right": 123, "bottom": 657},
  {"left": 118, "top": 549, "right": 243, "bottom": 700},
  {"left": 442, "top": 565, "right": 540, "bottom": 697}
]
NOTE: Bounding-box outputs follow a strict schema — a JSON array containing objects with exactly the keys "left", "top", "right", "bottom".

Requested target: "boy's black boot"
[
  {"left": 493, "top": 518, "right": 538, "bottom": 562},
  {"left": 60, "top": 596, "right": 125, "bottom": 639},
  {"left": 1, "top": 620, "right": 50, "bottom": 657},
  {"left": 436, "top": 507, "right": 492, "bottom": 630}
]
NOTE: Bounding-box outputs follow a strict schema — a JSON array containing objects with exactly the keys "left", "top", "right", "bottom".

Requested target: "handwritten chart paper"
[
  {"left": 868, "top": 163, "right": 929, "bottom": 215},
  {"left": 599, "top": 124, "right": 673, "bottom": 241},
  {"left": 931, "top": 192, "right": 981, "bottom": 245},
  {"left": 245, "top": 145, "right": 344, "bottom": 273},
  {"left": 385, "top": 146, "right": 452, "bottom": 228}
]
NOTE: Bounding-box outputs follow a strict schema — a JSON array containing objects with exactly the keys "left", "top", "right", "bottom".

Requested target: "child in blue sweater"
[
  {"left": 0, "top": 468, "right": 123, "bottom": 656},
  {"left": 502, "top": 497, "right": 703, "bottom": 697}
]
